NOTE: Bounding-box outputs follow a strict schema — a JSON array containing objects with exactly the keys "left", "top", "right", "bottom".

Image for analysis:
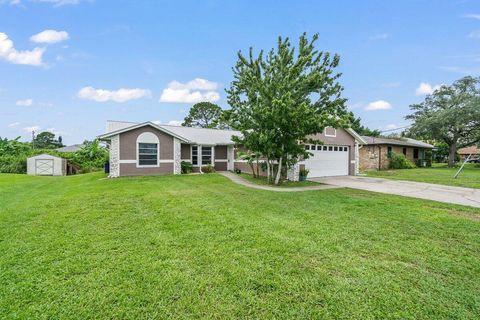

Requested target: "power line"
[{"left": 379, "top": 124, "right": 412, "bottom": 133}]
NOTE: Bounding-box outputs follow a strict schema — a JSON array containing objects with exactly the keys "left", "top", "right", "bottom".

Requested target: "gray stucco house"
[{"left": 98, "top": 120, "right": 366, "bottom": 180}]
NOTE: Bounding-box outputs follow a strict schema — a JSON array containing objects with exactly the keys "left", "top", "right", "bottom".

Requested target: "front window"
[
  {"left": 138, "top": 143, "right": 158, "bottom": 166},
  {"left": 202, "top": 146, "right": 212, "bottom": 165},
  {"left": 192, "top": 146, "right": 198, "bottom": 165},
  {"left": 413, "top": 148, "right": 419, "bottom": 159}
]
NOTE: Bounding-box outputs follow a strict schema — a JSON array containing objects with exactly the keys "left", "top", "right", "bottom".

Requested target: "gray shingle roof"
[
  {"left": 361, "top": 136, "right": 434, "bottom": 148},
  {"left": 158, "top": 125, "right": 241, "bottom": 145},
  {"left": 56, "top": 144, "right": 84, "bottom": 152}
]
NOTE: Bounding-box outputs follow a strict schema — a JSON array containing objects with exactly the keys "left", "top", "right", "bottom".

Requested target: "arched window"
[{"left": 137, "top": 132, "right": 159, "bottom": 167}]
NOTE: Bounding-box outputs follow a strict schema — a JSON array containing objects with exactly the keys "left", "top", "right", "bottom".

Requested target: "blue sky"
[{"left": 0, "top": 0, "right": 479, "bottom": 144}]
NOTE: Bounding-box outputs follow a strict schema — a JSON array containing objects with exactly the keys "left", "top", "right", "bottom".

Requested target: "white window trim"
[
  {"left": 325, "top": 127, "right": 337, "bottom": 137},
  {"left": 191, "top": 145, "right": 215, "bottom": 166},
  {"left": 136, "top": 132, "right": 160, "bottom": 168}
]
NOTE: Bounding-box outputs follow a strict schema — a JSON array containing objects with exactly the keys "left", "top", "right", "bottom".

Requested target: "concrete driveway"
[{"left": 310, "top": 176, "right": 480, "bottom": 208}]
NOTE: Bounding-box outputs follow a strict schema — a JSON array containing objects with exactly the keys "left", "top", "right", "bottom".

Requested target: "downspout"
[
  {"left": 199, "top": 145, "right": 203, "bottom": 174},
  {"left": 378, "top": 146, "right": 381, "bottom": 170}
]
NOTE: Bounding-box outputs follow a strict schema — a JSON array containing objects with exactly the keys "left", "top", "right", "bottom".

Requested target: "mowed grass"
[
  {"left": 0, "top": 173, "right": 479, "bottom": 319},
  {"left": 366, "top": 163, "right": 480, "bottom": 189}
]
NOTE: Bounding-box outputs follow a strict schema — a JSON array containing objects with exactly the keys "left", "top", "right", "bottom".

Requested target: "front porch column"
[
  {"left": 173, "top": 138, "right": 181, "bottom": 174},
  {"left": 287, "top": 163, "right": 300, "bottom": 182}
]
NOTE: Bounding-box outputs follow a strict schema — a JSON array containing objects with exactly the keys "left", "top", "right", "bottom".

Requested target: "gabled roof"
[
  {"left": 457, "top": 146, "right": 479, "bottom": 155},
  {"left": 345, "top": 128, "right": 367, "bottom": 144},
  {"left": 98, "top": 121, "right": 242, "bottom": 145},
  {"left": 361, "top": 135, "right": 434, "bottom": 148},
  {"left": 98, "top": 122, "right": 191, "bottom": 143},
  {"left": 56, "top": 144, "right": 84, "bottom": 153}
]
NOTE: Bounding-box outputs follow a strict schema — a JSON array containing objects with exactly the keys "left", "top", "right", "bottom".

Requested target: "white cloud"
[
  {"left": 467, "top": 30, "right": 480, "bottom": 39},
  {"left": 167, "top": 120, "right": 182, "bottom": 126},
  {"left": 77, "top": 86, "right": 151, "bottom": 103},
  {"left": 463, "top": 14, "right": 480, "bottom": 20},
  {"left": 16, "top": 98, "right": 33, "bottom": 106},
  {"left": 8, "top": 122, "right": 20, "bottom": 127},
  {"left": 159, "top": 78, "right": 220, "bottom": 104},
  {"left": 0, "top": 32, "right": 45, "bottom": 66},
  {"left": 152, "top": 120, "right": 161, "bottom": 125},
  {"left": 364, "top": 100, "right": 392, "bottom": 111},
  {"left": 415, "top": 82, "right": 442, "bottom": 96},
  {"left": 36, "top": 0, "right": 82, "bottom": 6},
  {"left": 30, "top": 30, "right": 69, "bottom": 44},
  {"left": 23, "top": 125, "right": 40, "bottom": 132},
  {"left": 369, "top": 33, "right": 389, "bottom": 41}
]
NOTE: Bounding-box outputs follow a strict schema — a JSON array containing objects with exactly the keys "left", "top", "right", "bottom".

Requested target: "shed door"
[
  {"left": 304, "top": 145, "right": 349, "bottom": 177},
  {"left": 35, "top": 159, "right": 54, "bottom": 175}
]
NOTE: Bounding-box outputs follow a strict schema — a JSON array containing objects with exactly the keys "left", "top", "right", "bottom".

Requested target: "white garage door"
[
  {"left": 303, "top": 145, "right": 349, "bottom": 177},
  {"left": 35, "top": 159, "right": 54, "bottom": 176}
]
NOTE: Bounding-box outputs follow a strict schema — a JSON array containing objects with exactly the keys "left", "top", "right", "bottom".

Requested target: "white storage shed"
[{"left": 27, "top": 154, "right": 66, "bottom": 176}]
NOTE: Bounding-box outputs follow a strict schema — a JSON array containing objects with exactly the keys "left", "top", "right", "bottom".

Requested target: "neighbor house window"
[
  {"left": 413, "top": 148, "right": 419, "bottom": 159},
  {"left": 387, "top": 146, "right": 392, "bottom": 154},
  {"left": 202, "top": 146, "right": 213, "bottom": 165},
  {"left": 403, "top": 147, "right": 407, "bottom": 156},
  {"left": 136, "top": 132, "right": 160, "bottom": 167},
  {"left": 192, "top": 146, "right": 198, "bottom": 165},
  {"left": 138, "top": 143, "right": 158, "bottom": 166}
]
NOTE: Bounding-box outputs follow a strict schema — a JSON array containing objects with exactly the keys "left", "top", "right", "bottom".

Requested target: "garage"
[
  {"left": 27, "top": 154, "right": 67, "bottom": 176},
  {"left": 303, "top": 144, "right": 349, "bottom": 177}
]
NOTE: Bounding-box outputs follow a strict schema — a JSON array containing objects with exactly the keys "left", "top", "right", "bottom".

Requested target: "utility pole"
[{"left": 32, "top": 130, "right": 35, "bottom": 149}]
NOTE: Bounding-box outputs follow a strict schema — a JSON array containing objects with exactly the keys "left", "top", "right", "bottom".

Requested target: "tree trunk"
[
  {"left": 448, "top": 141, "right": 457, "bottom": 167},
  {"left": 250, "top": 162, "right": 256, "bottom": 178},
  {"left": 256, "top": 157, "right": 260, "bottom": 178},
  {"left": 274, "top": 157, "right": 283, "bottom": 185},
  {"left": 266, "top": 158, "right": 271, "bottom": 182}
]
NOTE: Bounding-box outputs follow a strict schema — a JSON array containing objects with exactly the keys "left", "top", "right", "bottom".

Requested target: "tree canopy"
[
  {"left": 182, "top": 102, "right": 226, "bottom": 129},
  {"left": 227, "top": 33, "right": 349, "bottom": 184},
  {"left": 347, "top": 112, "right": 381, "bottom": 137},
  {"left": 33, "top": 131, "right": 64, "bottom": 149},
  {"left": 406, "top": 76, "right": 480, "bottom": 166}
]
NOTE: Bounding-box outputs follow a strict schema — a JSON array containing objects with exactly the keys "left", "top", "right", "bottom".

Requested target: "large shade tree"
[
  {"left": 227, "top": 33, "right": 350, "bottom": 184},
  {"left": 406, "top": 76, "right": 480, "bottom": 166},
  {"left": 33, "top": 131, "right": 63, "bottom": 149},
  {"left": 182, "top": 102, "right": 226, "bottom": 129}
]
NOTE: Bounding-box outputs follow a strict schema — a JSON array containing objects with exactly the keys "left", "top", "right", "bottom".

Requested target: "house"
[
  {"left": 98, "top": 121, "right": 366, "bottom": 179},
  {"left": 359, "top": 136, "right": 434, "bottom": 171},
  {"left": 56, "top": 144, "right": 84, "bottom": 153},
  {"left": 27, "top": 154, "right": 66, "bottom": 176},
  {"left": 457, "top": 146, "right": 480, "bottom": 162}
]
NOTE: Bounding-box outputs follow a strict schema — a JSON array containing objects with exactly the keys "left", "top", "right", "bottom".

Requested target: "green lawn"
[
  {"left": 1, "top": 173, "right": 479, "bottom": 319},
  {"left": 238, "top": 172, "right": 320, "bottom": 188},
  {"left": 365, "top": 163, "right": 480, "bottom": 189}
]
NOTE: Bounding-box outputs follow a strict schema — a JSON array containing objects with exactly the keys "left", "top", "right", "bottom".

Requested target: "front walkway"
[
  {"left": 218, "top": 171, "right": 340, "bottom": 192},
  {"left": 311, "top": 176, "right": 480, "bottom": 208}
]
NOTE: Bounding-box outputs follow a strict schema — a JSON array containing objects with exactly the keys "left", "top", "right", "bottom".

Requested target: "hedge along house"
[
  {"left": 359, "top": 136, "right": 434, "bottom": 171},
  {"left": 98, "top": 121, "right": 365, "bottom": 180}
]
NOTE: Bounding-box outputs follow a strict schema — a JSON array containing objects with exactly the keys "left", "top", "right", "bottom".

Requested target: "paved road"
[{"left": 311, "top": 176, "right": 480, "bottom": 208}]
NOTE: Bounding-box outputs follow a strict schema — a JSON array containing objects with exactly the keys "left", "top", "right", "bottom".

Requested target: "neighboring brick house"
[
  {"left": 457, "top": 146, "right": 479, "bottom": 161},
  {"left": 359, "top": 136, "right": 434, "bottom": 171}
]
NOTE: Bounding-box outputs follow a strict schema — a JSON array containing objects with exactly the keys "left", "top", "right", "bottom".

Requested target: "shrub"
[
  {"left": 388, "top": 152, "right": 416, "bottom": 169},
  {"left": 201, "top": 164, "right": 215, "bottom": 173},
  {"left": 181, "top": 161, "right": 193, "bottom": 174},
  {"left": 0, "top": 155, "right": 27, "bottom": 173},
  {"left": 299, "top": 168, "right": 309, "bottom": 177}
]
